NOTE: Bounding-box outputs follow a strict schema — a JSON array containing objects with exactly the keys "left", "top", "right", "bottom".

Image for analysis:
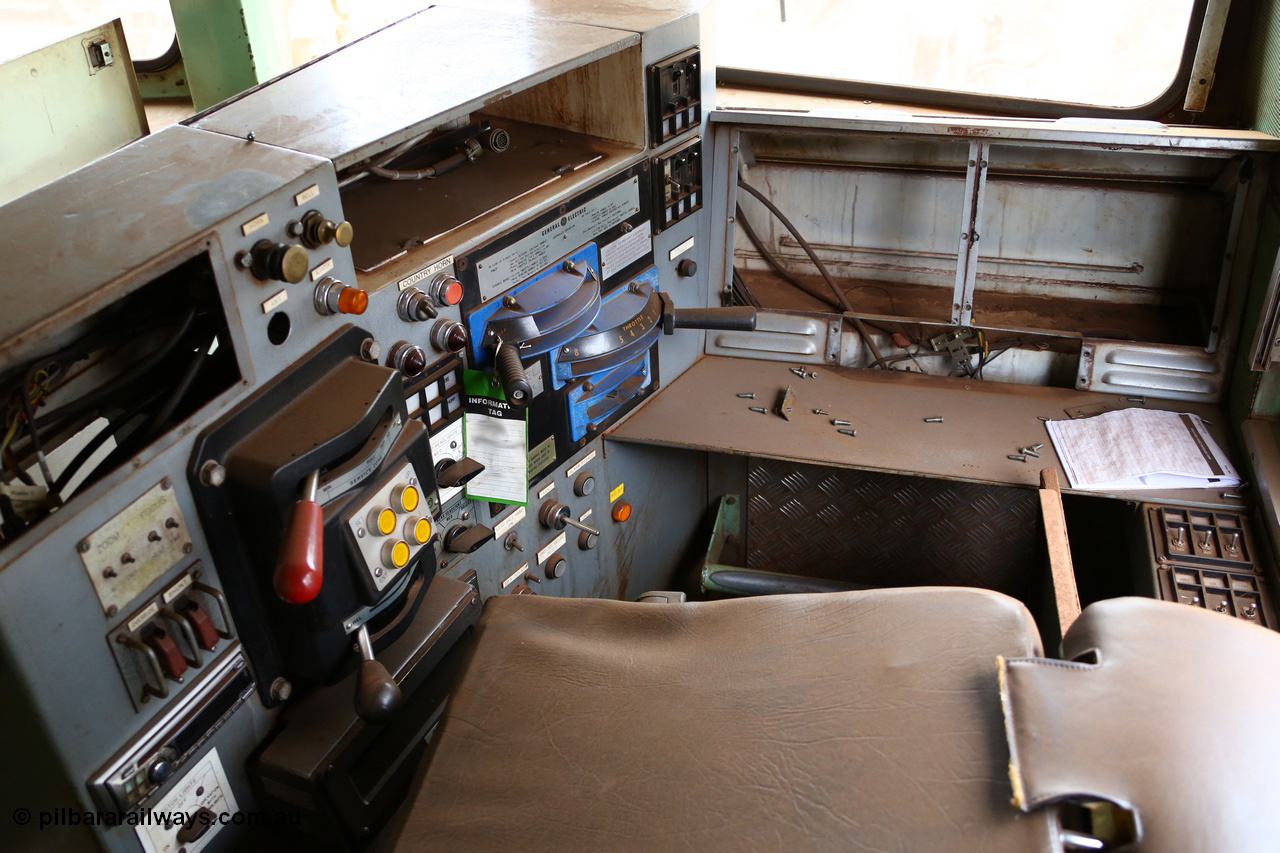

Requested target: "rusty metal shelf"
[{"left": 607, "top": 354, "right": 1240, "bottom": 508}]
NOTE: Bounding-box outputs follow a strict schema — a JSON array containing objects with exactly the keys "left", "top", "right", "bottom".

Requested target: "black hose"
[
  {"left": 737, "top": 179, "right": 887, "bottom": 368},
  {"left": 35, "top": 307, "right": 197, "bottom": 430},
  {"left": 51, "top": 391, "right": 163, "bottom": 495}
]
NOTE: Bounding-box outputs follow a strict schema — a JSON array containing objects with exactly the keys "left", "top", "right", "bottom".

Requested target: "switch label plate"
[{"left": 80, "top": 480, "right": 191, "bottom": 615}]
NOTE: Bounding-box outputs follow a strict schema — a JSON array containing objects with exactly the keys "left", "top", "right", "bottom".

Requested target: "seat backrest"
[{"left": 1000, "top": 597, "right": 1280, "bottom": 852}]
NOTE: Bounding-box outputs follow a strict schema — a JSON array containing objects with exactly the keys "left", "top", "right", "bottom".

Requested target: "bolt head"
[
  {"left": 200, "top": 460, "right": 226, "bottom": 487},
  {"left": 269, "top": 677, "right": 293, "bottom": 702}
]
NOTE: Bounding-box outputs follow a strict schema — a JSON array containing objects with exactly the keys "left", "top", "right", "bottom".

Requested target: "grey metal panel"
[
  {"left": 0, "top": 125, "right": 327, "bottom": 371},
  {"left": 746, "top": 457, "right": 1037, "bottom": 599},
  {"left": 190, "top": 6, "right": 637, "bottom": 170},
  {"left": 707, "top": 109, "right": 1280, "bottom": 154},
  {"left": 608, "top": 353, "right": 1242, "bottom": 508}
]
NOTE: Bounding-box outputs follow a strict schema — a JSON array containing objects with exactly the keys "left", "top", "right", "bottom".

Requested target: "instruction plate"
[
  {"left": 80, "top": 480, "right": 191, "bottom": 615},
  {"left": 476, "top": 177, "right": 640, "bottom": 301}
]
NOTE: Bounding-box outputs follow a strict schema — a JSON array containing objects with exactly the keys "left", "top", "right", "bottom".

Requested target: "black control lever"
[
  {"left": 435, "top": 457, "right": 485, "bottom": 488},
  {"left": 658, "top": 293, "right": 757, "bottom": 334},
  {"left": 354, "top": 624, "right": 401, "bottom": 723},
  {"left": 444, "top": 523, "right": 495, "bottom": 554},
  {"left": 493, "top": 337, "right": 532, "bottom": 408}
]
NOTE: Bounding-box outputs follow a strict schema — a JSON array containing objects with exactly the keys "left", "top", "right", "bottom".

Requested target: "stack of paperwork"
[{"left": 1046, "top": 409, "right": 1239, "bottom": 491}]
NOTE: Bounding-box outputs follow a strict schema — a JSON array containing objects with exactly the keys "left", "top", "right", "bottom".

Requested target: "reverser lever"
[
  {"left": 274, "top": 470, "right": 323, "bottom": 604},
  {"left": 658, "top": 293, "right": 756, "bottom": 334}
]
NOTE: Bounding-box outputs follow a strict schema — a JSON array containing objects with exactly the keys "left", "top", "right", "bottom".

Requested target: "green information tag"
[{"left": 462, "top": 370, "right": 529, "bottom": 506}]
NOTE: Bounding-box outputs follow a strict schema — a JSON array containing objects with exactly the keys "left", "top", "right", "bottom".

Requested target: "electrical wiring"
[{"left": 736, "top": 179, "right": 888, "bottom": 369}]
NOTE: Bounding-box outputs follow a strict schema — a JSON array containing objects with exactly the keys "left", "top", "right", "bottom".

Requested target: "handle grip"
[
  {"left": 663, "top": 304, "right": 757, "bottom": 334},
  {"left": 274, "top": 497, "right": 323, "bottom": 604},
  {"left": 356, "top": 658, "right": 403, "bottom": 722},
  {"left": 494, "top": 341, "right": 532, "bottom": 408}
]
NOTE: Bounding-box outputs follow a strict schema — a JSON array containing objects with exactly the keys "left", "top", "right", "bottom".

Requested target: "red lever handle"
[{"left": 274, "top": 471, "right": 323, "bottom": 604}]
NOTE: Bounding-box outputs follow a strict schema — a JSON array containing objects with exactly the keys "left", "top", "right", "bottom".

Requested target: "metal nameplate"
[
  {"left": 80, "top": 480, "right": 191, "bottom": 615},
  {"left": 476, "top": 177, "right": 640, "bottom": 301}
]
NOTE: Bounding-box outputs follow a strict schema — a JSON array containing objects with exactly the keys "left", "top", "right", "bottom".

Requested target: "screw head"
[
  {"left": 199, "top": 460, "right": 226, "bottom": 487},
  {"left": 77, "top": 540, "right": 90, "bottom": 554},
  {"left": 269, "top": 677, "right": 293, "bottom": 702}
]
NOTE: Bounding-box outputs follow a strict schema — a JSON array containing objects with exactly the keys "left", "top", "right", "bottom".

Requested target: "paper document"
[
  {"left": 462, "top": 370, "right": 529, "bottom": 505},
  {"left": 1046, "top": 409, "right": 1239, "bottom": 491}
]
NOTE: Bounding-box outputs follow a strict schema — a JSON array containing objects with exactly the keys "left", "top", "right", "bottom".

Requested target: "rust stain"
[{"left": 948, "top": 127, "right": 990, "bottom": 136}]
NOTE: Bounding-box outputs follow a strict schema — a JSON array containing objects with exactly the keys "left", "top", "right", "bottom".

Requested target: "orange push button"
[
  {"left": 369, "top": 507, "right": 396, "bottom": 536},
  {"left": 393, "top": 484, "right": 420, "bottom": 513},
  {"left": 406, "top": 516, "right": 432, "bottom": 545},
  {"left": 382, "top": 540, "right": 411, "bottom": 569},
  {"left": 611, "top": 500, "right": 632, "bottom": 523}
]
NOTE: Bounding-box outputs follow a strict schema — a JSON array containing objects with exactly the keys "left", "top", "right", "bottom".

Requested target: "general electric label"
[{"left": 476, "top": 177, "right": 640, "bottom": 301}]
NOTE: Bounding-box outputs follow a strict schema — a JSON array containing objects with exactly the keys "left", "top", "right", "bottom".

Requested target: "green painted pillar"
[{"left": 169, "top": 0, "right": 287, "bottom": 110}]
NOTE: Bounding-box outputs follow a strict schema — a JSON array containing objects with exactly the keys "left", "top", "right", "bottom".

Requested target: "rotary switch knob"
[{"left": 538, "top": 499, "right": 600, "bottom": 536}]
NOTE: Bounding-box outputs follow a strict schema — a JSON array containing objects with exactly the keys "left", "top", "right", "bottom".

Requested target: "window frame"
[{"left": 717, "top": 0, "right": 1215, "bottom": 120}]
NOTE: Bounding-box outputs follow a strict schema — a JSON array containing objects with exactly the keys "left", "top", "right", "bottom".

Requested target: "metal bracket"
[{"left": 952, "top": 142, "right": 989, "bottom": 327}]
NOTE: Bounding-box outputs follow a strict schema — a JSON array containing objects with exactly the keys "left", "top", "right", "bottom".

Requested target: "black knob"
[
  {"left": 387, "top": 341, "right": 427, "bottom": 378},
  {"left": 430, "top": 319, "right": 469, "bottom": 354},
  {"left": 355, "top": 658, "right": 401, "bottom": 722},
  {"left": 249, "top": 240, "right": 309, "bottom": 283},
  {"left": 147, "top": 756, "right": 175, "bottom": 785},
  {"left": 676, "top": 258, "right": 698, "bottom": 277},
  {"left": 546, "top": 554, "right": 566, "bottom": 579}
]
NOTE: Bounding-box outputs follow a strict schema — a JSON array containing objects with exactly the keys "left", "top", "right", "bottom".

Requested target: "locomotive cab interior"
[{"left": 3, "top": 1, "right": 1280, "bottom": 849}]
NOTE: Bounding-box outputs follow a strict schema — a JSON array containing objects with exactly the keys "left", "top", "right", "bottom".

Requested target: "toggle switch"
[
  {"left": 146, "top": 629, "right": 188, "bottom": 681},
  {"left": 181, "top": 599, "right": 220, "bottom": 651},
  {"left": 397, "top": 287, "right": 438, "bottom": 322}
]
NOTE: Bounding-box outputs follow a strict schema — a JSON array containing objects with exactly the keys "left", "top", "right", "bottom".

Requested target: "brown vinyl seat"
[{"left": 388, "top": 588, "right": 1280, "bottom": 851}]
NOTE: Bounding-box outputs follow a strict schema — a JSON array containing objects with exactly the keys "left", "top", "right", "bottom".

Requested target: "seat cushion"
[
  {"left": 391, "top": 587, "right": 1058, "bottom": 851},
  {"left": 1002, "top": 596, "right": 1280, "bottom": 852}
]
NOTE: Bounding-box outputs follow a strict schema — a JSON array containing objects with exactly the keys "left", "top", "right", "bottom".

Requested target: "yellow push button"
[
  {"left": 382, "top": 540, "right": 411, "bottom": 569},
  {"left": 368, "top": 507, "right": 396, "bottom": 536},
  {"left": 393, "top": 484, "right": 420, "bottom": 513},
  {"left": 406, "top": 517, "right": 432, "bottom": 545}
]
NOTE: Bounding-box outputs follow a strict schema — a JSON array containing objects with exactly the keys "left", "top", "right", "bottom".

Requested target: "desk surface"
[{"left": 608, "top": 355, "right": 1242, "bottom": 508}]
